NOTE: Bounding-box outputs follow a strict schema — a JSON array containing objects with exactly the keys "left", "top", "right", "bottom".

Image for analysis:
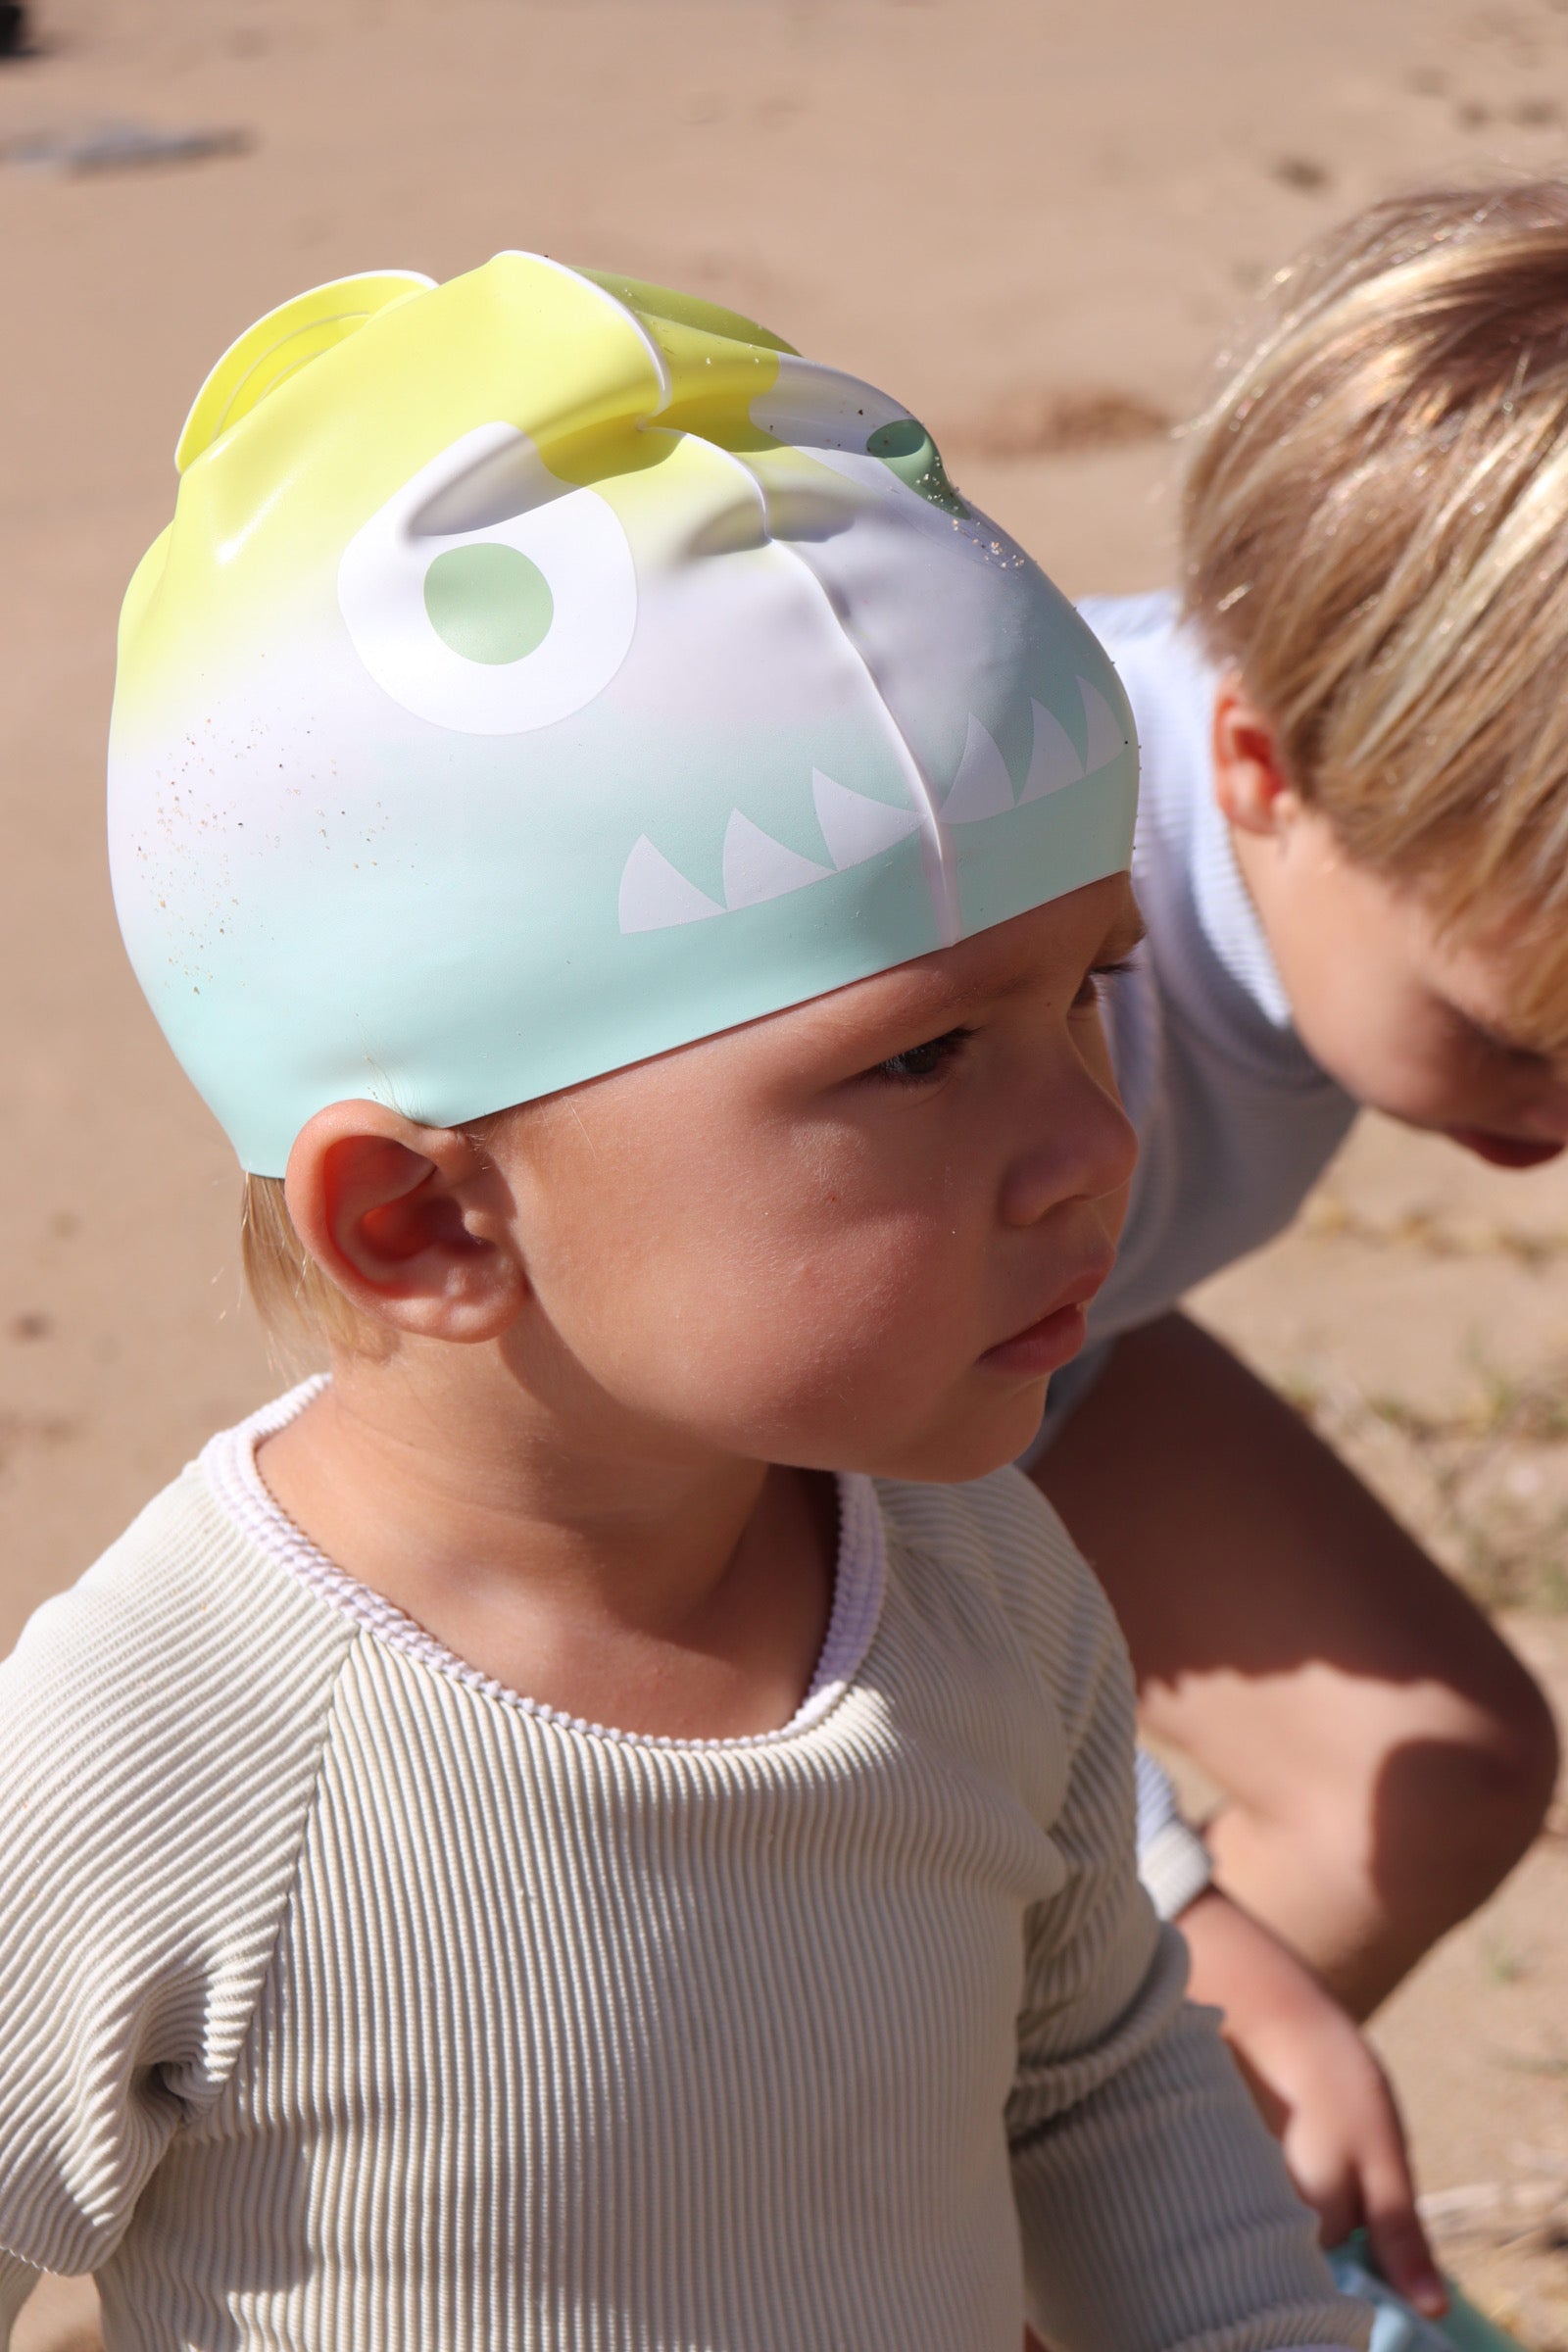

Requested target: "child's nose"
[{"left": 1000, "top": 1062, "right": 1139, "bottom": 1228}]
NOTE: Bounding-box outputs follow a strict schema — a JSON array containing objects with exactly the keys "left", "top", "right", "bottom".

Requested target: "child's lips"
[
  {"left": 1446, "top": 1126, "right": 1566, "bottom": 1169},
  {"left": 980, "top": 1260, "right": 1114, "bottom": 1378}
]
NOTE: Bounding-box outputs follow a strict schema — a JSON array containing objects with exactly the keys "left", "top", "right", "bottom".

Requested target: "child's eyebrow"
[
  {"left": 1450, "top": 998, "right": 1559, "bottom": 1064},
  {"left": 810, "top": 899, "right": 1151, "bottom": 1048}
]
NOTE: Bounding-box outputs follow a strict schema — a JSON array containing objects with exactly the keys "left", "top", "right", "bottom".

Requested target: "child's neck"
[{"left": 256, "top": 1348, "right": 838, "bottom": 1741}]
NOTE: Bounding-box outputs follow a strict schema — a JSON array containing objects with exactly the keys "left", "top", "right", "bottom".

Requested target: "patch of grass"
[
  {"left": 1298, "top": 1193, "right": 1568, "bottom": 1265},
  {"left": 1366, "top": 1392, "right": 1442, "bottom": 1439},
  {"left": 1484, "top": 1934, "right": 1530, "bottom": 1984},
  {"left": 1494, "top": 2049, "right": 1568, "bottom": 2081},
  {"left": 1276, "top": 1366, "right": 1325, "bottom": 1420},
  {"left": 1286, "top": 1351, "right": 1568, "bottom": 1615}
]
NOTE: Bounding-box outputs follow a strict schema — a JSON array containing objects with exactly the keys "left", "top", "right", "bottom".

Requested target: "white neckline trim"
[{"left": 199, "top": 1379, "right": 887, "bottom": 1753}]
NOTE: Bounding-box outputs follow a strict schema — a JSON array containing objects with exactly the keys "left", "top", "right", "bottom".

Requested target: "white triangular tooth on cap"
[
  {"left": 1018, "top": 699, "right": 1086, "bottom": 804},
  {"left": 811, "top": 770, "right": 922, "bottom": 869},
  {"left": 941, "top": 716, "right": 1014, "bottom": 825},
  {"left": 618, "top": 836, "right": 724, "bottom": 934},
  {"left": 1079, "top": 676, "right": 1129, "bottom": 771},
  {"left": 722, "top": 810, "right": 834, "bottom": 908}
]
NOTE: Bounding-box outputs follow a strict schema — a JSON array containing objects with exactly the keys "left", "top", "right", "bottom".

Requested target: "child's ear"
[
  {"left": 1211, "top": 677, "right": 1303, "bottom": 839},
  {"left": 283, "top": 1102, "right": 526, "bottom": 1344}
]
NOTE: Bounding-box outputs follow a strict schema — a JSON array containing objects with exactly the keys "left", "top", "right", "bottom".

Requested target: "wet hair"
[
  {"left": 241, "top": 1173, "right": 375, "bottom": 1355},
  {"left": 240, "top": 1105, "right": 516, "bottom": 1350},
  {"left": 1182, "top": 179, "right": 1568, "bottom": 1048}
]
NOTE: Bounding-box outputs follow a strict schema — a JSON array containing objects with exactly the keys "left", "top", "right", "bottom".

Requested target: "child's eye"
[
  {"left": 868, "top": 1027, "right": 972, "bottom": 1085},
  {"left": 1073, "top": 956, "right": 1137, "bottom": 1010}
]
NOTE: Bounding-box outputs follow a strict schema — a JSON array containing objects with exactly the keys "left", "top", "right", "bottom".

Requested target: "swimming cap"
[{"left": 109, "top": 253, "right": 1137, "bottom": 1174}]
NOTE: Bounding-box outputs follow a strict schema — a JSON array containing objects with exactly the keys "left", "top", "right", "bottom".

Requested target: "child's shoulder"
[
  {"left": 872, "top": 1464, "right": 1128, "bottom": 1721},
  {"left": 874, "top": 1457, "right": 1085, "bottom": 1576},
  {"left": 1076, "top": 587, "right": 1182, "bottom": 650},
  {"left": 1075, "top": 590, "right": 1219, "bottom": 855},
  {"left": 1076, "top": 589, "right": 1215, "bottom": 770},
  {"left": 0, "top": 1454, "right": 355, "bottom": 1919},
  {"left": 0, "top": 1458, "right": 359, "bottom": 2276}
]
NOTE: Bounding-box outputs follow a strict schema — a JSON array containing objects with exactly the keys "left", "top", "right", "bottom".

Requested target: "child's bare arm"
[
  {"left": 1131, "top": 1752, "right": 1441, "bottom": 2313},
  {"left": 1178, "top": 1889, "right": 1443, "bottom": 2317}
]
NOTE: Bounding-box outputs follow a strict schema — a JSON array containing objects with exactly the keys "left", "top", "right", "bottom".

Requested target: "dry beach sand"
[{"left": 6, "top": 0, "right": 1568, "bottom": 2341}]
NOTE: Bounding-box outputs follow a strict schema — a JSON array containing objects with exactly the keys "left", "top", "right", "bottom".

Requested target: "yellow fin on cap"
[
  {"left": 173, "top": 270, "right": 436, "bottom": 473},
  {"left": 576, "top": 270, "right": 800, "bottom": 359}
]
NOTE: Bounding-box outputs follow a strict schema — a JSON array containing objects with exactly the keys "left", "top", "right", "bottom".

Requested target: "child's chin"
[{"left": 870, "top": 1398, "right": 1046, "bottom": 1487}]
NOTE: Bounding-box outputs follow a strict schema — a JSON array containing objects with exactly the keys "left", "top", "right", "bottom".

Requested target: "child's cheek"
[{"left": 769, "top": 1208, "right": 980, "bottom": 1398}]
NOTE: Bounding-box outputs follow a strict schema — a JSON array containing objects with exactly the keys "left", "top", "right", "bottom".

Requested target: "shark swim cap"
[{"left": 109, "top": 254, "right": 1137, "bottom": 1175}]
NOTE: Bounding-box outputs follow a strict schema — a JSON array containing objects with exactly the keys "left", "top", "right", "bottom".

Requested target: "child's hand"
[{"left": 1178, "top": 1886, "right": 1446, "bottom": 2319}]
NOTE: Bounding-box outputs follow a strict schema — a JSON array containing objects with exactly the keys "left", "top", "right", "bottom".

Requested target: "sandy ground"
[{"left": 5, "top": 0, "right": 1568, "bottom": 2343}]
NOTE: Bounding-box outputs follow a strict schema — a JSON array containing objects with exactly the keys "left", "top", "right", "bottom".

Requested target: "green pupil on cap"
[
  {"left": 422, "top": 543, "right": 555, "bottom": 664},
  {"left": 865, "top": 416, "right": 969, "bottom": 519},
  {"left": 866, "top": 417, "right": 927, "bottom": 464}
]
